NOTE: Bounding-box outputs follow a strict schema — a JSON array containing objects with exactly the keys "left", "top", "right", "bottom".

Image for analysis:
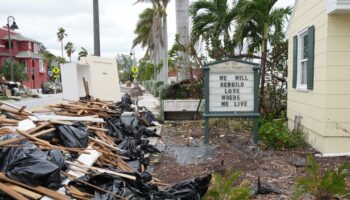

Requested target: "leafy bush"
[
  {"left": 294, "top": 156, "right": 350, "bottom": 200},
  {"left": 204, "top": 168, "right": 251, "bottom": 200},
  {"left": 259, "top": 118, "right": 305, "bottom": 149},
  {"left": 0, "top": 61, "right": 28, "bottom": 82},
  {"left": 163, "top": 79, "right": 203, "bottom": 100}
]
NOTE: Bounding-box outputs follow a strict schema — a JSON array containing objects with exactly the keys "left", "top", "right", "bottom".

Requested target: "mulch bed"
[{"left": 153, "top": 120, "right": 350, "bottom": 200}]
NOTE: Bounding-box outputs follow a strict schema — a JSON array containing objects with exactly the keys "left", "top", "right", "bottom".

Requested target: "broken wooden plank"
[
  {"left": 29, "top": 115, "right": 104, "bottom": 123},
  {"left": 5, "top": 183, "right": 42, "bottom": 199},
  {"left": 0, "top": 173, "right": 68, "bottom": 200},
  {"left": 0, "top": 182, "right": 28, "bottom": 200}
]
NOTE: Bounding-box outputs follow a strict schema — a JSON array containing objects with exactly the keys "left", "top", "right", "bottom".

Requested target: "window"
[
  {"left": 28, "top": 42, "right": 31, "bottom": 50},
  {"left": 39, "top": 60, "right": 44, "bottom": 73},
  {"left": 298, "top": 30, "right": 308, "bottom": 89},
  {"left": 34, "top": 43, "right": 39, "bottom": 54},
  {"left": 292, "top": 26, "right": 315, "bottom": 90}
]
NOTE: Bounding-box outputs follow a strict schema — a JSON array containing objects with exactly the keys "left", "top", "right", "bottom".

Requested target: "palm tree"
[
  {"left": 93, "top": 0, "right": 100, "bottom": 56},
  {"left": 189, "top": 0, "right": 237, "bottom": 60},
  {"left": 135, "top": 0, "right": 170, "bottom": 84},
  {"left": 56, "top": 27, "right": 68, "bottom": 58},
  {"left": 133, "top": 8, "right": 155, "bottom": 58},
  {"left": 176, "top": 0, "right": 191, "bottom": 81},
  {"left": 64, "top": 42, "right": 75, "bottom": 62},
  {"left": 78, "top": 47, "right": 88, "bottom": 60},
  {"left": 235, "top": 0, "right": 291, "bottom": 111}
]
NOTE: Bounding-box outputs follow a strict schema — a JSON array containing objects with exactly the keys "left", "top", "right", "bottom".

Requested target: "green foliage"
[
  {"left": 259, "top": 117, "right": 305, "bottom": 150},
  {"left": 64, "top": 41, "right": 75, "bottom": 62},
  {"left": 138, "top": 60, "right": 154, "bottom": 81},
  {"left": 294, "top": 156, "right": 350, "bottom": 200},
  {"left": 0, "top": 61, "right": 28, "bottom": 82},
  {"left": 117, "top": 54, "right": 133, "bottom": 82},
  {"left": 78, "top": 47, "right": 88, "bottom": 60},
  {"left": 162, "top": 80, "right": 203, "bottom": 100},
  {"left": 204, "top": 168, "right": 251, "bottom": 200}
]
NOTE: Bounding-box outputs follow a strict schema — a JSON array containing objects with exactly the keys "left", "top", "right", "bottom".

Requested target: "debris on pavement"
[{"left": 0, "top": 94, "right": 211, "bottom": 199}]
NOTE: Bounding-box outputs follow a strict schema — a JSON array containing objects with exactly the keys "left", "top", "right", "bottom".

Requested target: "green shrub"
[
  {"left": 259, "top": 118, "right": 305, "bottom": 149},
  {"left": 204, "top": 168, "right": 251, "bottom": 200},
  {"left": 294, "top": 156, "right": 350, "bottom": 200}
]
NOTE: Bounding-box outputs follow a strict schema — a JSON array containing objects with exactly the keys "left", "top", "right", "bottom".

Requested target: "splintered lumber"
[
  {"left": 5, "top": 183, "right": 42, "bottom": 199},
  {"left": 63, "top": 172, "right": 127, "bottom": 200},
  {"left": 82, "top": 77, "right": 90, "bottom": 97},
  {"left": 0, "top": 173, "right": 68, "bottom": 200},
  {"left": 0, "top": 182, "right": 28, "bottom": 200},
  {"left": 0, "top": 127, "right": 56, "bottom": 146},
  {"left": 65, "top": 185, "right": 93, "bottom": 200},
  {"left": 66, "top": 161, "right": 136, "bottom": 180},
  {"left": 29, "top": 115, "right": 104, "bottom": 123},
  {"left": 0, "top": 100, "right": 34, "bottom": 116},
  {"left": 67, "top": 147, "right": 101, "bottom": 178}
]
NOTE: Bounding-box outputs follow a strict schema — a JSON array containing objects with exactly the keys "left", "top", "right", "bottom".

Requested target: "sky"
[{"left": 0, "top": 0, "right": 295, "bottom": 61}]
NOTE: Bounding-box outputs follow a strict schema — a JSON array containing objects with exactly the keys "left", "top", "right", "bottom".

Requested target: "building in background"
[
  {"left": 0, "top": 27, "right": 48, "bottom": 89},
  {"left": 287, "top": 0, "right": 350, "bottom": 156}
]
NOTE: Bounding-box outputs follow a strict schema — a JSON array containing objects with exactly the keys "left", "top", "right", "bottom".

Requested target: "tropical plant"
[
  {"left": 235, "top": 0, "right": 292, "bottom": 111},
  {"left": 189, "top": 0, "right": 237, "bottom": 60},
  {"left": 116, "top": 54, "right": 133, "bottom": 82},
  {"left": 138, "top": 59, "right": 155, "bottom": 81},
  {"left": 42, "top": 50, "right": 56, "bottom": 69},
  {"left": 133, "top": 8, "right": 155, "bottom": 58},
  {"left": 175, "top": 0, "right": 191, "bottom": 81},
  {"left": 294, "top": 156, "right": 350, "bottom": 200},
  {"left": 259, "top": 116, "right": 305, "bottom": 150},
  {"left": 64, "top": 42, "right": 75, "bottom": 62},
  {"left": 134, "top": 0, "right": 170, "bottom": 83},
  {"left": 78, "top": 47, "right": 88, "bottom": 60},
  {"left": 56, "top": 27, "right": 68, "bottom": 58},
  {"left": 204, "top": 168, "right": 251, "bottom": 200},
  {"left": 0, "top": 61, "right": 28, "bottom": 82}
]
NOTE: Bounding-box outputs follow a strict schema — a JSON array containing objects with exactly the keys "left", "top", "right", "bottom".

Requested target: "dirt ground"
[{"left": 152, "top": 120, "right": 350, "bottom": 200}]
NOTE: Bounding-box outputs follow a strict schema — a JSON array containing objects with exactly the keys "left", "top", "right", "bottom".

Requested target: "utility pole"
[{"left": 93, "top": 0, "right": 101, "bottom": 56}]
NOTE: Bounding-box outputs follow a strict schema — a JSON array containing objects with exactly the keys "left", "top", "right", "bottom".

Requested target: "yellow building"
[{"left": 287, "top": 0, "right": 350, "bottom": 156}]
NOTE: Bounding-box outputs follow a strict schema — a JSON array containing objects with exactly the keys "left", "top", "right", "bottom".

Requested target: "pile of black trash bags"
[{"left": 0, "top": 94, "right": 212, "bottom": 200}]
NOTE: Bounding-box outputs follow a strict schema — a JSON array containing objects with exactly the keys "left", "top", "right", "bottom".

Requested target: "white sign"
[{"left": 209, "top": 61, "right": 254, "bottom": 112}]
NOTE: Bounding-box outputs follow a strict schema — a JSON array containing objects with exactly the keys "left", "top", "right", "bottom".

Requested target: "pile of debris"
[{"left": 0, "top": 94, "right": 211, "bottom": 199}]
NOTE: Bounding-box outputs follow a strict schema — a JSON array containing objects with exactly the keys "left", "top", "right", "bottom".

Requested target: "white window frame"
[
  {"left": 28, "top": 42, "right": 32, "bottom": 50},
  {"left": 297, "top": 27, "right": 309, "bottom": 90},
  {"left": 39, "top": 59, "right": 44, "bottom": 73}
]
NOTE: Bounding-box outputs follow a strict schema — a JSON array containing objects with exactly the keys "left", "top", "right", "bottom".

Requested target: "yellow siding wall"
[
  {"left": 287, "top": 0, "right": 328, "bottom": 144},
  {"left": 325, "top": 15, "right": 350, "bottom": 137},
  {"left": 287, "top": 0, "right": 350, "bottom": 154}
]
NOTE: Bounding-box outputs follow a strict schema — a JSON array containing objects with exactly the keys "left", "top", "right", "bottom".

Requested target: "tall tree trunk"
[
  {"left": 61, "top": 40, "right": 64, "bottom": 58},
  {"left": 259, "top": 23, "right": 269, "bottom": 112},
  {"left": 176, "top": 0, "right": 190, "bottom": 82},
  {"left": 93, "top": 0, "right": 101, "bottom": 56},
  {"left": 162, "top": 14, "right": 168, "bottom": 84}
]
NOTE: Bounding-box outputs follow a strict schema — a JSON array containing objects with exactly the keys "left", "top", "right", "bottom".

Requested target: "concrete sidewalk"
[{"left": 120, "top": 84, "right": 160, "bottom": 117}]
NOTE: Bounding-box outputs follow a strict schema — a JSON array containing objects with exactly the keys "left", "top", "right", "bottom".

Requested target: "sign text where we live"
[{"left": 219, "top": 75, "right": 248, "bottom": 107}]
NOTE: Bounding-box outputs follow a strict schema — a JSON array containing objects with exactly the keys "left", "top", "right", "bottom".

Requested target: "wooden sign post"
[{"left": 203, "top": 59, "right": 260, "bottom": 144}]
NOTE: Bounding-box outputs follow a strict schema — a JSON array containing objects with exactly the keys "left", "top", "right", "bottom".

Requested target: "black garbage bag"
[
  {"left": 56, "top": 122, "right": 88, "bottom": 148},
  {"left": 121, "top": 93, "right": 132, "bottom": 105},
  {"left": 117, "top": 138, "right": 141, "bottom": 160},
  {"left": 142, "top": 109, "right": 157, "bottom": 125},
  {"left": 47, "top": 149, "right": 66, "bottom": 170},
  {"left": 104, "top": 117, "right": 129, "bottom": 140},
  {"left": 0, "top": 134, "right": 61, "bottom": 189},
  {"left": 151, "top": 174, "right": 212, "bottom": 200},
  {"left": 69, "top": 173, "right": 140, "bottom": 200}
]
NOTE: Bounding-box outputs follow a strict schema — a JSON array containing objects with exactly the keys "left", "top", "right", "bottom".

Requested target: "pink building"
[{"left": 0, "top": 27, "right": 48, "bottom": 89}]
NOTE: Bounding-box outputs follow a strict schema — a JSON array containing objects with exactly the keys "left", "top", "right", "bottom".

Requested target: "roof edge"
[{"left": 286, "top": 0, "right": 299, "bottom": 36}]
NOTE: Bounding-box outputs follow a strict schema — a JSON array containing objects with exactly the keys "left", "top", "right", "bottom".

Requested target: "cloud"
[{"left": 0, "top": 0, "right": 295, "bottom": 61}]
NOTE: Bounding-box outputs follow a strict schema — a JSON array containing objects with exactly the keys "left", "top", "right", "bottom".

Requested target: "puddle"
[{"left": 167, "top": 145, "right": 214, "bottom": 165}]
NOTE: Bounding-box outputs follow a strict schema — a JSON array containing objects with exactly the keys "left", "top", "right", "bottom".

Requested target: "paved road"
[{"left": 5, "top": 93, "right": 64, "bottom": 110}]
